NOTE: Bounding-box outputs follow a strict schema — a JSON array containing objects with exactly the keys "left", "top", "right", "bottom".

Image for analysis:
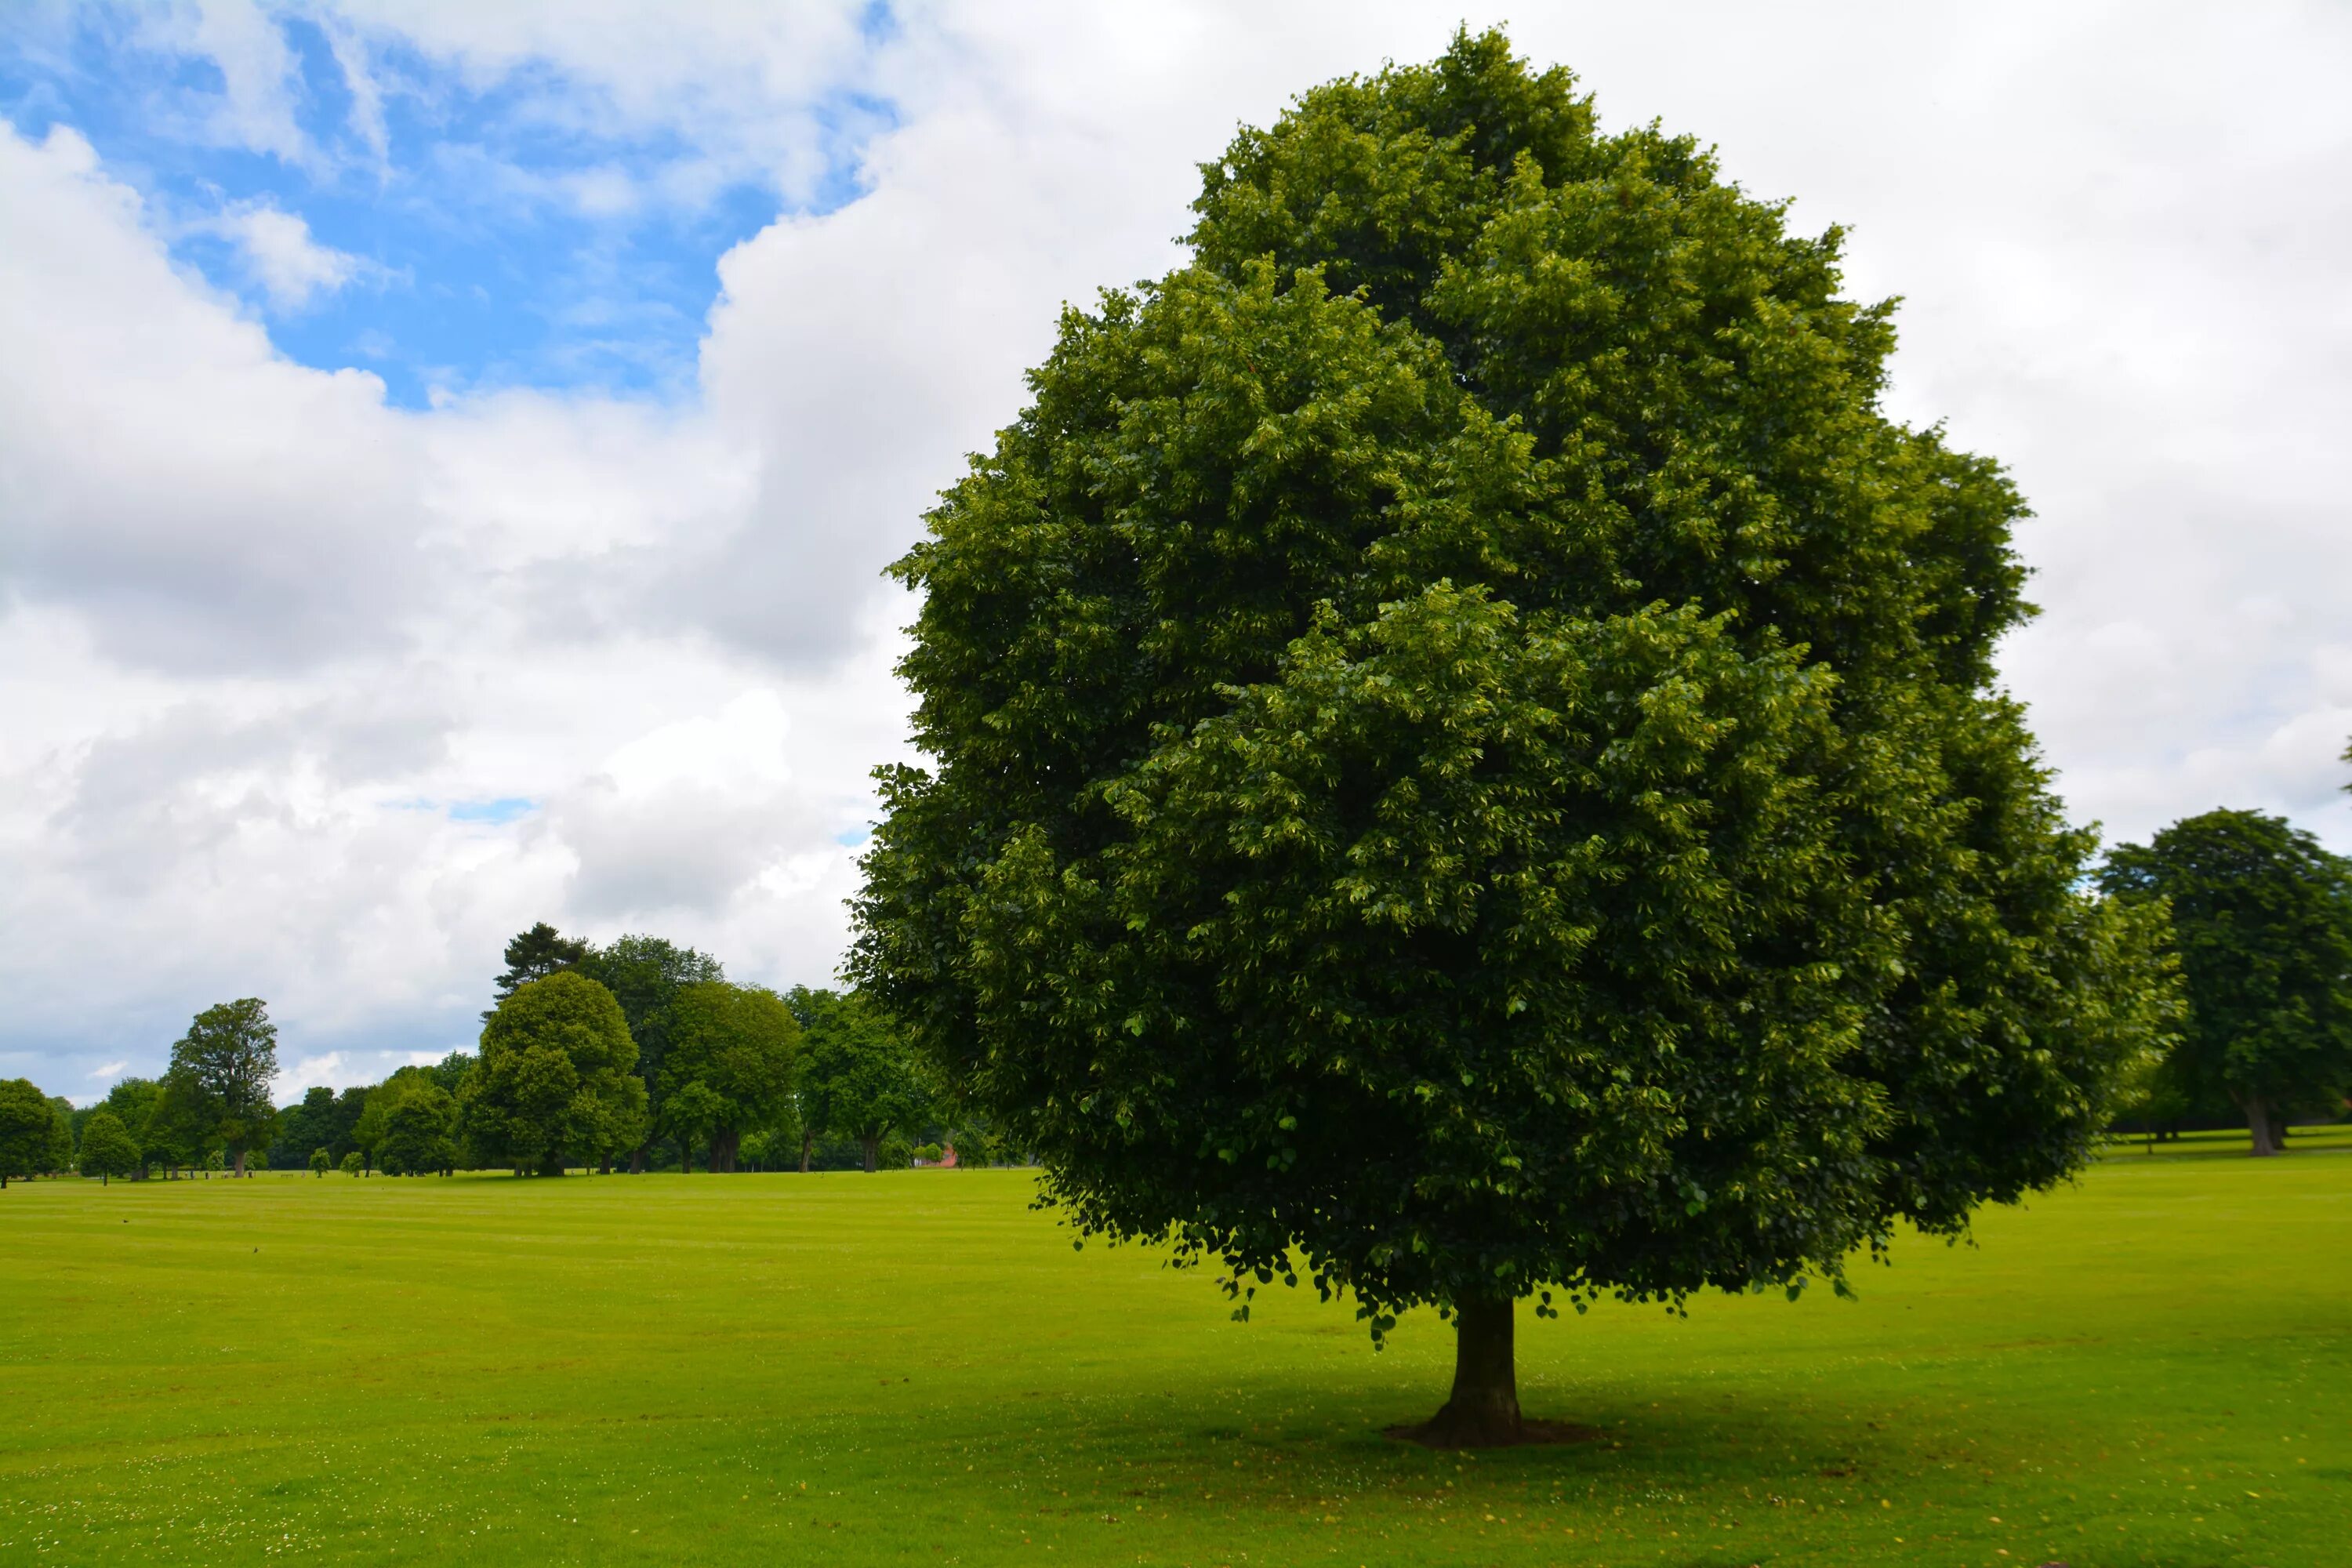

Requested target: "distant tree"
[
  {"left": 791, "top": 988, "right": 928, "bottom": 1174},
  {"left": 658, "top": 1080, "right": 726, "bottom": 1174},
  {"left": 141, "top": 1071, "right": 224, "bottom": 1178},
  {"left": 355, "top": 1069, "right": 460, "bottom": 1175},
  {"left": 376, "top": 1084, "right": 459, "bottom": 1177},
  {"left": 328, "top": 1087, "right": 368, "bottom": 1163},
  {"left": 45, "top": 1097, "right": 76, "bottom": 1174},
  {"left": 423, "top": 1051, "right": 474, "bottom": 1094},
  {"left": 309, "top": 1146, "right": 331, "bottom": 1177},
  {"left": 269, "top": 1084, "right": 337, "bottom": 1171},
  {"left": 339, "top": 1150, "right": 363, "bottom": 1176},
  {"left": 658, "top": 982, "right": 800, "bottom": 1172},
  {"left": 485, "top": 922, "right": 590, "bottom": 1019},
  {"left": 79, "top": 1109, "right": 140, "bottom": 1185},
  {"left": 166, "top": 998, "right": 279, "bottom": 1176},
  {"left": 0, "top": 1079, "right": 57, "bottom": 1186},
  {"left": 2102, "top": 809, "right": 2352, "bottom": 1155},
  {"left": 462, "top": 972, "right": 647, "bottom": 1176},
  {"left": 576, "top": 935, "right": 723, "bottom": 1171}
]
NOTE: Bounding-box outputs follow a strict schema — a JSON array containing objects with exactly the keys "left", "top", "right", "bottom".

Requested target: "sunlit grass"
[{"left": 2, "top": 1142, "right": 2347, "bottom": 1565}]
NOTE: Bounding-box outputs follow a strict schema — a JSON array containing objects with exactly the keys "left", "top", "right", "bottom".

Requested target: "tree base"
[{"left": 1385, "top": 1410, "right": 1600, "bottom": 1450}]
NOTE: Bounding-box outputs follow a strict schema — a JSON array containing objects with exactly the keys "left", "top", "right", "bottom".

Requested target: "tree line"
[{"left": 0, "top": 924, "right": 1011, "bottom": 1184}]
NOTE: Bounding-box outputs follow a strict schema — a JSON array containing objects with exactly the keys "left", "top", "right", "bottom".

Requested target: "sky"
[{"left": 3, "top": 1, "right": 2349, "bottom": 1104}]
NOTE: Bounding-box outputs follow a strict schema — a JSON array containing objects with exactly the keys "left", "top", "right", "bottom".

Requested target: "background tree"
[
  {"left": 339, "top": 1150, "right": 363, "bottom": 1175},
  {"left": 485, "top": 922, "right": 589, "bottom": 1019},
  {"left": 461, "top": 972, "right": 647, "bottom": 1176},
  {"left": 140, "top": 1073, "right": 216, "bottom": 1178},
  {"left": 658, "top": 982, "right": 800, "bottom": 1172},
  {"left": 166, "top": 998, "right": 279, "bottom": 1176},
  {"left": 791, "top": 987, "right": 927, "bottom": 1173},
  {"left": 94, "top": 1079, "right": 165, "bottom": 1178},
  {"left": 309, "top": 1146, "right": 331, "bottom": 1177},
  {"left": 269, "top": 1084, "right": 337, "bottom": 1171},
  {"left": 79, "top": 1109, "right": 140, "bottom": 1185},
  {"left": 356, "top": 1069, "right": 461, "bottom": 1175},
  {"left": 2101, "top": 809, "right": 2352, "bottom": 1156},
  {"left": 0, "top": 1078, "right": 58, "bottom": 1185},
  {"left": 575, "top": 935, "right": 723, "bottom": 1171},
  {"left": 45, "top": 1096, "right": 76, "bottom": 1174},
  {"left": 657, "top": 1080, "right": 726, "bottom": 1174},
  {"left": 851, "top": 31, "right": 2177, "bottom": 1444}
]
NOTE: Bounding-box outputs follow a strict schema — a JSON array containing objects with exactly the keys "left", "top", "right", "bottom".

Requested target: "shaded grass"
[{"left": 2, "top": 1147, "right": 2347, "bottom": 1566}]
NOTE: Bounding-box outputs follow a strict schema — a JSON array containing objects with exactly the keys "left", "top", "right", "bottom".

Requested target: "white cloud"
[
  {"left": 91, "top": 1061, "right": 127, "bottom": 1080},
  {"left": 205, "top": 198, "right": 374, "bottom": 311},
  {"left": 5, "top": 0, "right": 2352, "bottom": 1102}
]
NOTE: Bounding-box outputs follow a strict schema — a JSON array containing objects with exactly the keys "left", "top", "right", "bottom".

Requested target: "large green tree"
[
  {"left": 658, "top": 982, "right": 800, "bottom": 1172},
  {"left": 790, "top": 988, "right": 927, "bottom": 1174},
  {"left": 576, "top": 935, "right": 724, "bottom": 1171},
  {"left": 166, "top": 998, "right": 279, "bottom": 1176},
  {"left": 2100, "top": 809, "right": 2352, "bottom": 1156},
  {"left": 462, "top": 972, "right": 648, "bottom": 1176},
  {"left": 78, "top": 1110, "right": 141, "bottom": 1185},
  {"left": 851, "top": 31, "right": 2177, "bottom": 1445}
]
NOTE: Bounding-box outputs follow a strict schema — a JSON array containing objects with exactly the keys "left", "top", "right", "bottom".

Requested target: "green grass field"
[{"left": 3, "top": 1136, "right": 2347, "bottom": 1566}]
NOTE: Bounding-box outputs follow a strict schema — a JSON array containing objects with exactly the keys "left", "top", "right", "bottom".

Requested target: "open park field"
[{"left": 3, "top": 1137, "right": 2348, "bottom": 1567}]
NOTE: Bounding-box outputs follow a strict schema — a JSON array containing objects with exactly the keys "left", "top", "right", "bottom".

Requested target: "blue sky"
[
  {"left": 0, "top": 3, "right": 895, "bottom": 406},
  {"left": 3, "top": 1, "right": 2347, "bottom": 1098}
]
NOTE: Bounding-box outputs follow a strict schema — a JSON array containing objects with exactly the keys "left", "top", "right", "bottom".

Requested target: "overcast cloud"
[{"left": 2, "top": 0, "right": 2347, "bottom": 1100}]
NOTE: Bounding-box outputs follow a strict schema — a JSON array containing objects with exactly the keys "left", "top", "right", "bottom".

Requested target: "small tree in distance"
[
  {"left": 80, "top": 1109, "right": 141, "bottom": 1185},
  {"left": 310, "top": 1146, "right": 331, "bottom": 1177},
  {"left": 790, "top": 988, "right": 927, "bottom": 1173},
  {"left": 853, "top": 31, "right": 2180, "bottom": 1445},
  {"left": 463, "top": 972, "right": 647, "bottom": 1176},
  {"left": 166, "top": 998, "right": 279, "bottom": 1176},
  {"left": 2101, "top": 809, "right": 2352, "bottom": 1154}
]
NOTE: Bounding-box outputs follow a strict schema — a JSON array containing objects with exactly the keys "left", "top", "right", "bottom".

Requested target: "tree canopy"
[
  {"left": 851, "top": 29, "right": 2176, "bottom": 1443},
  {"left": 791, "top": 987, "right": 928, "bottom": 1174},
  {"left": 657, "top": 982, "right": 799, "bottom": 1172},
  {"left": 463, "top": 971, "right": 648, "bottom": 1176},
  {"left": 486, "top": 921, "right": 590, "bottom": 1018},
  {"left": 357, "top": 1069, "right": 460, "bottom": 1175},
  {"left": 78, "top": 1109, "right": 140, "bottom": 1185},
  {"left": 0, "top": 1078, "right": 64, "bottom": 1186},
  {"left": 165, "top": 998, "right": 279, "bottom": 1176},
  {"left": 576, "top": 933, "right": 724, "bottom": 1170},
  {"left": 2101, "top": 809, "right": 2352, "bottom": 1155}
]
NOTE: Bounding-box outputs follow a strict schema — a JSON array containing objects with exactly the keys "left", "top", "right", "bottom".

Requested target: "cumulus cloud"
[
  {"left": 203, "top": 198, "right": 376, "bottom": 310},
  {"left": 5, "top": 0, "right": 2351, "bottom": 1104}
]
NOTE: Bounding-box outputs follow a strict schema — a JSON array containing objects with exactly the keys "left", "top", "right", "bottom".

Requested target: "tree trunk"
[
  {"left": 234, "top": 1148, "right": 247, "bottom": 1178},
  {"left": 861, "top": 1134, "right": 879, "bottom": 1173},
  {"left": 800, "top": 1130, "right": 812, "bottom": 1173},
  {"left": 1406, "top": 1296, "right": 1523, "bottom": 1447},
  {"left": 630, "top": 1142, "right": 646, "bottom": 1174},
  {"left": 677, "top": 1136, "right": 692, "bottom": 1173},
  {"left": 599, "top": 1151, "right": 612, "bottom": 1175},
  {"left": 2245, "top": 1091, "right": 2278, "bottom": 1157}
]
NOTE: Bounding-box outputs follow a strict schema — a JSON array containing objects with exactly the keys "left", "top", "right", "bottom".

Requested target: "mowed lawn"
[{"left": 2, "top": 1138, "right": 2348, "bottom": 1566}]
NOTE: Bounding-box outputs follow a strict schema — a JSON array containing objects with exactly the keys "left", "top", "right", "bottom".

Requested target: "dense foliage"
[
  {"left": 658, "top": 982, "right": 800, "bottom": 1172},
  {"left": 463, "top": 972, "right": 648, "bottom": 1175},
  {"left": 851, "top": 29, "right": 2177, "bottom": 1437},
  {"left": 0, "top": 1077, "right": 71, "bottom": 1185},
  {"left": 791, "top": 986, "right": 930, "bottom": 1173},
  {"left": 2101, "top": 809, "right": 2352, "bottom": 1154},
  {"left": 77, "top": 1109, "right": 140, "bottom": 1183},
  {"left": 165, "top": 998, "right": 279, "bottom": 1176}
]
